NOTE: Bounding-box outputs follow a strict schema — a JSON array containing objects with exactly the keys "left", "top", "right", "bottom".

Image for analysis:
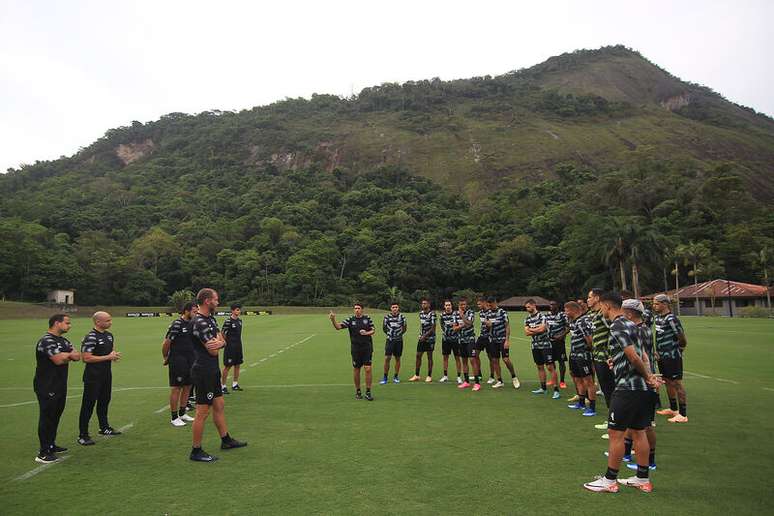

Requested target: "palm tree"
[
  {"left": 629, "top": 224, "right": 663, "bottom": 299},
  {"left": 677, "top": 242, "right": 711, "bottom": 315},
  {"left": 602, "top": 219, "right": 632, "bottom": 291},
  {"left": 750, "top": 248, "right": 772, "bottom": 313}
]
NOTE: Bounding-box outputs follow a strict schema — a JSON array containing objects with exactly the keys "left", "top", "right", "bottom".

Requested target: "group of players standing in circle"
[
  {"left": 32, "top": 285, "right": 688, "bottom": 486},
  {"left": 330, "top": 288, "right": 689, "bottom": 494}
]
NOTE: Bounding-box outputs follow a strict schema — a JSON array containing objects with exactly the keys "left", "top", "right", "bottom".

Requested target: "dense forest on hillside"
[{"left": 1, "top": 46, "right": 772, "bottom": 307}]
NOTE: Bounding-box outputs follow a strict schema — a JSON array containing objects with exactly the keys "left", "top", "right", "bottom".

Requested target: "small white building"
[{"left": 48, "top": 289, "right": 75, "bottom": 305}]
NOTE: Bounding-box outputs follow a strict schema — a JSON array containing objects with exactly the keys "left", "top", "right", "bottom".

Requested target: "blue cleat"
[
  {"left": 379, "top": 376, "right": 388, "bottom": 385},
  {"left": 582, "top": 409, "right": 597, "bottom": 417},
  {"left": 568, "top": 402, "right": 584, "bottom": 409},
  {"left": 551, "top": 391, "right": 561, "bottom": 399},
  {"left": 392, "top": 376, "right": 400, "bottom": 384},
  {"left": 627, "top": 463, "right": 656, "bottom": 471}
]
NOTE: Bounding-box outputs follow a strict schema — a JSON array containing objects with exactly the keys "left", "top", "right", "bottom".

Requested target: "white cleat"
[
  {"left": 439, "top": 375, "right": 449, "bottom": 383},
  {"left": 425, "top": 376, "right": 432, "bottom": 383},
  {"left": 583, "top": 476, "right": 619, "bottom": 493},
  {"left": 492, "top": 381, "right": 504, "bottom": 389},
  {"left": 486, "top": 377, "right": 496, "bottom": 385},
  {"left": 617, "top": 476, "right": 653, "bottom": 492},
  {"left": 512, "top": 377, "right": 521, "bottom": 389},
  {"left": 456, "top": 377, "right": 463, "bottom": 385},
  {"left": 180, "top": 413, "right": 195, "bottom": 422},
  {"left": 171, "top": 418, "right": 186, "bottom": 427}
]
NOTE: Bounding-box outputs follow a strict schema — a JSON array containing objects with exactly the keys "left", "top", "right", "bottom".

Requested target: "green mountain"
[{"left": 1, "top": 45, "right": 772, "bottom": 307}]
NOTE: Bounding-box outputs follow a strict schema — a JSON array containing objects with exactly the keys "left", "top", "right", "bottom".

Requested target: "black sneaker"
[
  {"left": 221, "top": 438, "right": 247, "bottom": 450},
  {"left": 51, "top": 444, "right": 68, "bottom": 453},
  {"left": 35, "top": 452, "right": 58, "bottom": 464},
  {"left": 190, "top": 448, "right": 218, "bottom": 462},
  {"left": 222, "top": 386, "right": 229, "bottom": 394},
  {"left": 232, "top": 384, "right": 244, "bottom": 391},
  {"left": 355, "top": 392, "right": 363, "bottom": 400},
  {"left": 98, "top": 427, "right": 122, "bottom": 436},
  {"left": 364, "top": 391, "right": 374, "bottom": 401},
  {"left": 78, "top": 435, "right": 96, "bottom": 446}
]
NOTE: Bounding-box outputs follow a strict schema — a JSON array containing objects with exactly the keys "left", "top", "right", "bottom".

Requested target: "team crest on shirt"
[
  {"left": 207, "top": 392, "right": 213, "bottom": 400},
  {"left": 177, "top": 376, "right": 183, "bottom": 382}
]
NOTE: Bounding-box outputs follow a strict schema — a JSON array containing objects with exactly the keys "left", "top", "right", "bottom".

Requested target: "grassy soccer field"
[{"left": 0, "top": 312, "right": 772, "bottom": 515}]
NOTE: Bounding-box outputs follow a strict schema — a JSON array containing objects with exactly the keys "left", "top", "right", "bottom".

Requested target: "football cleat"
[
  {"left": 617, "top": 476, "right": 653, "bottom": 492},
  {"left": 583, "top": 476, "right": 619, "bottom": 493},
  {"left": 190, "top": 448, "right": 218, "bottom": 462},
  {"left": 35, "top": 452, "right": 58, "bottom": 464},
  {"left": 171, "top": 418, "right": 186, "bottom": 427}
]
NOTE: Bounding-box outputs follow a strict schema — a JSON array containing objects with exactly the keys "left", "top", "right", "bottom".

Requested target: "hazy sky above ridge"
[{"left": 1, "top": 0, "right": 771, "bottom": 172}]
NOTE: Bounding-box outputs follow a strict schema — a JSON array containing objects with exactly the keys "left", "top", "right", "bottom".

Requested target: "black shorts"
[
  {"left": 551, "top": 338, "right": 567, "bottom": 362},
  {"left": 475, "top": 335, "right": 489, "bottom": 352},
  {"left": 658, "top": 356, "right": 683, "bottom": 380},
  {"left": 442, "top": 338, "right": 461, "bottom": 356},
  {"left": 223, "top": 343, "right": 243, "bottom": 366},
  {"left": 168, "top": 352, "right": 194, "bottom": 386},
  {"left": 417, "top": 339, "right": 435, "bottom": 353},
  {"left": 608, "top": 390, "right": 653, "bottom": 431},
  {"left": 531, "top": 348, "right": 553, "bottom": 365},
  {"left": 569, "top": 357, "right": 592, "bottom": 377},
  {"left": 351, "top": 346, "right": 373, "bottom": 368},
  {"left": 385, "top": 339, "right": 404, "bottom": 357},
  {"left": 191, "top": 367, "right": 222, "bottom": 405},
  {"left": 461, "top": 339, "right": 477, "bottom": 358}
]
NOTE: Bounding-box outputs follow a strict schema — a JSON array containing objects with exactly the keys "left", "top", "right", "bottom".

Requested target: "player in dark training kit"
[
  {"left": 524, "top": 299, "right": 560, "bottom": 399},
  {"left": 439, "top": 300, "right": 462, "bottom": 384},
  {"left": 476, "top": 297, "right": 495, "bottom": 386},
  {"left": 652, "top": 293, "right": 688, "bottom": 423},
  {"left": 485, "top": 296, "right": 520, "bottom": 389},
  {"left": 622, "top": 299, "right": 658, "bottom": 472},
  {"left": 409, "top": 298, "right": 436, "bottom": 383},
  {"left": 583, "top": 292, "right": 662, "bottom": 493},
  {"left": 564, "top": 301, "right": 596, "bottom": 416},
  {"left": 546, "top": 300, "right": 569, "bottom": 389},
  {"left": 33, "top": 314, "right": 80, "bottom": 464},
  {"left": 381, "top": 303, "right": 407, "bottom": 384},
  {"left": 162, "top": 302, "right": 197, "bottom": 427},
  {"left": 454, "top": 298, "right": 479, "bottom": 390},
  {"left": 78, "top": 311, "right": 122, "bottom": 445},
  {"left": 221, "top": 303, "right": 244, "bottom": 394},
  {"left": 587, "top": 288, "right": 615, "bottom": 435},
  {"left": 330, "top": 303, "right": 376, "bottom": 400},
  {"left": 189, "top": 288, "right": 247, "bottom": 462}
]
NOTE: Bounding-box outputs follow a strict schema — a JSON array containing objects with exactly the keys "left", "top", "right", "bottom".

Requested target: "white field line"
[
  {"left": 683, "top": 370, "right": 740, "bottom": 384},
  {"left": 764, "top": 387, "right": 774, "bottom": 392},
  {"left": 154, "top": 405, "right": 169, "bottom": 414},
  {"left": 15, "top": 455, "right": 70, "bottom": 481},
  {"left": 16, "top": 420, "right": 135, "bottom": 481}
]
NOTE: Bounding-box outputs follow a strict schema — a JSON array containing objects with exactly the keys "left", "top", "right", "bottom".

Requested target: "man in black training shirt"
[
  {"left": 330, "top": 303, "right": 376, "bottom": 400},
  {"left": 189, "top": 288, "right": 247, "bottom": 462},
  {"left": 381, "top": 302, "right": 407, "bottom": 384},
  {"left": 34, "top": 314, "right": 80, "bottom": 464},
  {"left": 78, "top": 311, "right": 122, "bottom": 445},
  {"left": 162, "top": 302, "right": 197, "bottom": 427},
  {"left": 439, "top": 300, "right": 462, "bottom": 384},
  {"left": 409, "top": 298, "right": 436, "bottom": 382},
  {"left": 583, "top": 292, "right": 662, "bottom": 494},
  {"left": 221, "top": 303, "right": 244, "bottom": 394}
]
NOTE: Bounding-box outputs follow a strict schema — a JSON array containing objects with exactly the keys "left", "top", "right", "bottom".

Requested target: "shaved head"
[{"left": 93, "top": 311, "right": 113, "bottom": 331}]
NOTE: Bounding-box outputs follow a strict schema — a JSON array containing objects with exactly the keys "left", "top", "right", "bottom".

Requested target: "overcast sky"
[{"left": 1, "top": 0, "right": 771, "bottom": 173}]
